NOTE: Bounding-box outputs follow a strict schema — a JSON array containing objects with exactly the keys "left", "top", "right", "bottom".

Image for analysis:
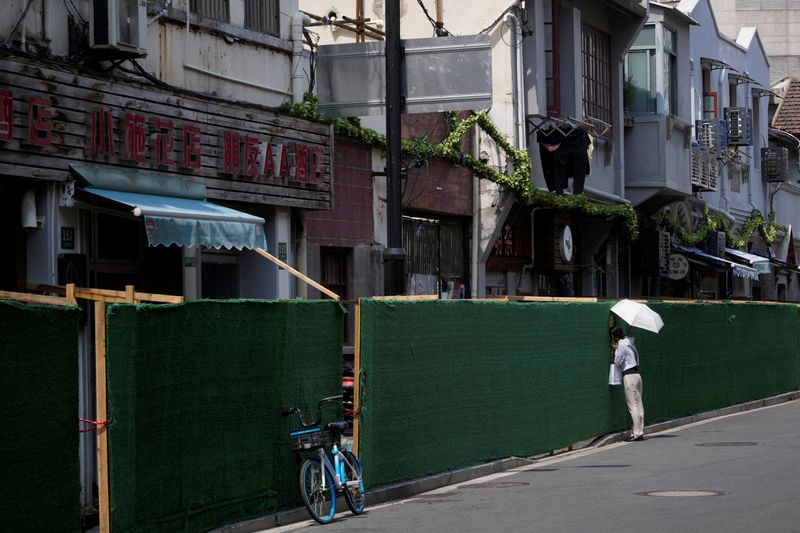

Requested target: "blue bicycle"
[{"left": 285, "top": 395, "right": 366, "bottom": 524}]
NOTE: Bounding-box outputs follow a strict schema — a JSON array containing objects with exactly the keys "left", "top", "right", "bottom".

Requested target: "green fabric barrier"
[
  {"left": 357, "top": 299, "right": 800, "bottom": 488},
  {"left": 105, "top": 300, "right": 343, "bottom": 533},
  {"left": 641, "top": 302, "right": 800, "bottom": 422},
  {"left": 0, "top": 300, "right": 81, "bottom": 533}
]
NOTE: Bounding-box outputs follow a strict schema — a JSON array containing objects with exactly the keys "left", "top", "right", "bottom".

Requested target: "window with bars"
[
  {"left": 544, "top": 0, "right": 560, "bottom": 116},
  {"left": 191, "top": 0, "right": 230, "bottom": 23},
  {"left": 581, "top": 24, "right": 612, "bottom": 131},
  {"left": 245, "top": 0, "right": 280, "bottom": 36}
]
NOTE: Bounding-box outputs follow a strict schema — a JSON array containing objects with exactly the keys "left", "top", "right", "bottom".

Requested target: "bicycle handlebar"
[{"left": 284, "top": 395, "right": 343, "bottom": 428}]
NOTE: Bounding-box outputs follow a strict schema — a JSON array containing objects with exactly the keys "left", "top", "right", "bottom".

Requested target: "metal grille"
[
  {"left": 581, "top": 25, "right": 612, "bottom": 133},
  {"left": 404, "top": 218, "right": 439, "bottom": 276},
  {"left": 245, "top": 0, "right": 280, "bottom": 36},
  {"left": 191, "top": 0, "right": 230, "bottom": 23},
  {"left": 705, "top": 151, "right": 718, "bottom": 191},
  {"left": 762, "top": 147, "right": 789, "bottom": 182},
  {"left": 695, "top": 119, "right": 726, "bottom": 153},
  {"left": 658, "top": 231, "right": 671, "bottom": 276},
  {"left": 691, "top": 147, "right": 704, "bottom": 188},
  {"left": 403, "top": 217, "right": 465, "bottom": 288},
  {"left": 724, "top": 107, "right": 753, "bottom": 146},
  {"left": 439, "top": 223, "right": 464, "bottom": 279}
]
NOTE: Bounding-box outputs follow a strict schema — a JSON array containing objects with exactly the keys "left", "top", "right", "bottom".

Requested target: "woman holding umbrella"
[
  {"left": 610, "top": 326, "right": 645, "bottom": 441},
  {"left": 609, "top": 299, "right": 663, "bottom": 442}
]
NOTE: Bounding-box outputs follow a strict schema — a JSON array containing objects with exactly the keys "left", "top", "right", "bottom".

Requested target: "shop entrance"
[{"left": 82, "top": 210, "right": 182, "bottom": 295}]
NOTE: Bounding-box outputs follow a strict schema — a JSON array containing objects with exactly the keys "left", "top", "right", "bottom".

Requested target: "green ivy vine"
[
  {"left": 284, "top": 94, "right": 640, "bottom": 237},
  {"left": 652, "top": 206, "right": 786, "bottom": 248}
]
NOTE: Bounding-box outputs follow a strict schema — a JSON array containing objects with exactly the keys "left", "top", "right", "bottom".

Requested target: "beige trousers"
[{"left": 623, "top": 373, "right": 644, "bottom": 438}]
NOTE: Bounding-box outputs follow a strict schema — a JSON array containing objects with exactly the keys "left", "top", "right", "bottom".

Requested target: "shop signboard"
[
  {"left": 668, "top": 254, "right": 690, "bottom": 280},
  {"left": 0, "top": 57, "right": 333, "bottom": 209}
]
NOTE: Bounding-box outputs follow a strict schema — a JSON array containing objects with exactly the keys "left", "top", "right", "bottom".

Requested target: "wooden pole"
[
  {"left": 94, "top": 301, "right": 110, "bottom": 533},
  {"left": 0, "top": 289, "right": 77, "bottom": 307},
  {"left": 353, "top": 300, "right": 361, "bottom": 456},
  {"left": 253, "top": 247, "right": 340, "bottom": 301}
]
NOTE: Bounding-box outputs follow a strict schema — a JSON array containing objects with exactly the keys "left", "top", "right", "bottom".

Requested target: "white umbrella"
[{"left": 610, "top": 299, "right": 664, "bottom": 334}]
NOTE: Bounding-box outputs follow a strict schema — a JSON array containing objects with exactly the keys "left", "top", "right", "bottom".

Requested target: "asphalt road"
[{"left": 269, "top": 399, "right": 800, "bottom": 533}]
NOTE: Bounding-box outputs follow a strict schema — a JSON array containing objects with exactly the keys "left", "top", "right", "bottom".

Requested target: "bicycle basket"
[{"left": 288, "top": 427, "right": 328, "bottom": 452}]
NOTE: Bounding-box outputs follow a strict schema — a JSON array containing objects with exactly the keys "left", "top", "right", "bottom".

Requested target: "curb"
[{"left": 217, "top": 391, "right": 800, "bottom": 531}]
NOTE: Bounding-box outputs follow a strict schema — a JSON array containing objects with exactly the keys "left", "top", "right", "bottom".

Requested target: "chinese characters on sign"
[
  {"left": 220, "top": 130, "right": 326, "bottom": 183},
  {"left": 0, "top": 90, "right": 56, "bottom": 146},
  {"left": 0, "top": 87, "right": 328, "bottom": 186}
]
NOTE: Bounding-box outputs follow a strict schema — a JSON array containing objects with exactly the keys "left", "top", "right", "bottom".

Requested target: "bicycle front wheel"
[
  {"left": 300, "top": 458, "right": 336, "bottom": 524},
  {"left": 341, "top": 449, "right": 366, "bottom": 514}
]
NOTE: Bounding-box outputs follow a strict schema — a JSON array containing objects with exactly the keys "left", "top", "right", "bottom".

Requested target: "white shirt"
[{"left": 614, "top": 337, "right": 639, "bottom": 372}]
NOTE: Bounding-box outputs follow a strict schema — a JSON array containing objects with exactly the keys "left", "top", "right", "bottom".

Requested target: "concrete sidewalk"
[{"left": 214, "top": 390, "right": 800, "bottom": 532}]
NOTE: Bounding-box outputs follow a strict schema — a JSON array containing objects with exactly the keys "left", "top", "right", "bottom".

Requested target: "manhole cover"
[
  {"left": 695, "top": 442, "right": 759, "bottom": 447},
  {"left": 459, "top": 481, "right": 530, "bottom": 489},
  {"left": 638, "top": 491, "right": 725, "bottom": 497}
]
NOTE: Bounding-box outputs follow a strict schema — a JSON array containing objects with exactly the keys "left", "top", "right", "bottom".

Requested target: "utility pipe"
[
  {"left": 471, "top": 126, "right": 480, "bottom": 298},
  {"left": 718, "top": 68, "right": 729, "bottom": 213},
  {"left": 291, "top": 11, "right": 312, "bottom": 103},
  {"left": 504, "top": 9, "right": 526, "bottom": 152}
]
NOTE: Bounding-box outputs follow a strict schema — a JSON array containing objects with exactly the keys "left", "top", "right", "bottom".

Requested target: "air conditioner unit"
[
  {"left": 691, "top": 145, "right": 717, "bottom": 191},
  {"left": 90, "top": 0, "right": 147, "bottom": 58},
  {"left": 724, "top": 107, "right": 752, "bottom": 146},
  {"left": 695, "top": 119, "right": 727, "bottom": 153},
  {"left": 702, "top": 231, "right": 726, "bottom": 258},
  {"left": 761, "top": 147, "right": 789, "bottom": 182},
  {"left": 705, "top": 149, "right": 718, "bottom": 192}
]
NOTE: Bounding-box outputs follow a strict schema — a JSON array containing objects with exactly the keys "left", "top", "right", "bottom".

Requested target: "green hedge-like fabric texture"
[
  {"left": 105, "top": 300, "right": 343, "bottom": 533},
  {"left": 357, "top": 299, "right": 800, "bottom": 488},
  {"left": 0, "top": 300, "right": 81, "bottom": 533}
]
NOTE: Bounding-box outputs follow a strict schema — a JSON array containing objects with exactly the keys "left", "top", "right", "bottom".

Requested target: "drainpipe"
[
  {"left": 504, "top": 7, "right": 526, "bottom": 152},
  {"left": 744, "top": 78, "right": 760, "bottom": 215},
  {"left": 292, "top": 12, "right": 312, "bottom": 104},
  {"left": 472, "top": 127, "right": 481, "bottom": 298},
  {"left": 718, "top": 68, "right": 729, "bottom": 213}
]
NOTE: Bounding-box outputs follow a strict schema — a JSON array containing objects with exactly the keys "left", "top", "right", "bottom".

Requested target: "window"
[
  {"left": 729, "top": 81, "right": 738, "bottom": 107},
  {"left": 663, "top": 27, "right": 677, "bottom": 115},
  {"left": 191, "top": 0, "right": 230, "bottom": 23},
  {"left": 544, "top": 0, "right": 560, "bottom": 116},
  {"left": 582, "top": 24, "right": 612, "bottom": 129},
  {"left": 245, "top": 0, "right": 280, "bottom": 36},
  {"left": 625, "top": 25, "right": 656, "bottom": 114},
  {"left": 624, "top": 25, "right": 677, "bottom": 115}
]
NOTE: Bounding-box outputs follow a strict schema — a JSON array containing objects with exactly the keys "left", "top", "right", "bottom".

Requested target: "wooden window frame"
[{"left": 581, "top": 24, "right": 612, "bottom": 135}]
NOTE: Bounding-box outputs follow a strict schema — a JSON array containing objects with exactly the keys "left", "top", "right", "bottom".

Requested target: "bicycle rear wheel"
[
  {"left": 300, "top": 458, "right": 336, "bottom": 524},
  {"left": 341, "top": 449, "right": 366, "bottom": 514}
]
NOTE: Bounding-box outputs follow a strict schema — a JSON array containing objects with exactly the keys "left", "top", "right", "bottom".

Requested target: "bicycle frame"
[{"left": 315, "top": 444, "right": 361, "bottom": 493}]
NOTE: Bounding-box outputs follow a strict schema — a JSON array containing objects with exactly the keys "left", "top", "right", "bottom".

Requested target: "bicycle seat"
[{"left": 325, "top": 421, "right": 349, "bottom": 434}]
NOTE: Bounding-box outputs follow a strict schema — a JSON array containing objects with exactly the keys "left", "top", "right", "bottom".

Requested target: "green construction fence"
[
  {"left": 104, "top": 300, "right": 344, "bottom": 533},
  {"left": 0, "top": 300, "right": 81, "bottom": 533},
  {"left": 356, "top": 299, "right": 800, "bottom": 488}
]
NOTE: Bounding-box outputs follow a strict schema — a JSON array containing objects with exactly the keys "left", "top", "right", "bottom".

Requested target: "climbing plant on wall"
[
  {"left": 283, "top": 94, "right": 640, "bottom": 238},
  {"left": 652, "top": 206, "right": 786, "bottom": 248}
]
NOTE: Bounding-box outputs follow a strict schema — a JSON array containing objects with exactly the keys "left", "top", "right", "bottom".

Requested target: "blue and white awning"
[
  {"left": 672, "top": 245, "right": 760, "bottom": 280},
  {"left": 725, "top": 248, "right": 772, "bottom": 275},
  {"left": 71, "top": 164, "right": 267, "bottom": 250},
  {"left": 83, "top": 188, "right": 266, "bottom": 250}
]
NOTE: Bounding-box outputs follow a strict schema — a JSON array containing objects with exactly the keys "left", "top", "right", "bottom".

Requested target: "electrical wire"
[
  {"left": 479, "top": 2, "right": 520, "bottom": 35},
  {"left": 64, "top": 0, "right": 88, "bottom": 26},
  {"left": 415, "top": 0, "right": 452, "bottom": 37},
  {"left": 3, "top": 0, "right": 36, "bottom": 48}
]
